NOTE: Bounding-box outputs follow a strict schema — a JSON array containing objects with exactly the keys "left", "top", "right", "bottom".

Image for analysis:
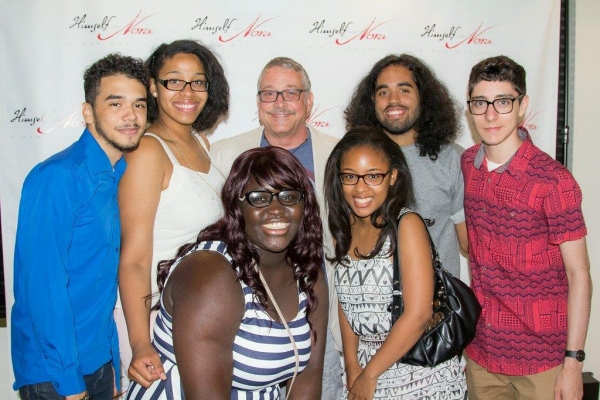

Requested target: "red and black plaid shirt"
[{"left": 462, "top": 129, "right": 587, "bottom": 375}]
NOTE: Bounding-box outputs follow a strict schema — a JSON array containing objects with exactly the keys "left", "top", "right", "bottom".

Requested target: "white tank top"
[{"left": 116, "top": 132, "right": 224, "bottom": 307}]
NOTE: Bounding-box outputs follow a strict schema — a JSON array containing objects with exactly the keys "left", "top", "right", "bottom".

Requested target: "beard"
[
  {"left": 94, "top": 116, "right": 141, "bottom": 153},
  {"left": 376, "top": 104, "right": 420, "bottom": 136}
]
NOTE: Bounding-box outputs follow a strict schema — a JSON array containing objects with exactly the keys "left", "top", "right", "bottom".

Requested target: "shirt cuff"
[
  {"left": 49, "top": 368, "right": 86, "bottom": 397},
  {"left": 450, "top": 208, "right": 465, "bottom": 225}
]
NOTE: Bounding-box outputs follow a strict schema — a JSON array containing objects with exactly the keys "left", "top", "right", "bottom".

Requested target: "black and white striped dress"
[{"left": 126, "top": 240, "right": 312, "bottom": 400}]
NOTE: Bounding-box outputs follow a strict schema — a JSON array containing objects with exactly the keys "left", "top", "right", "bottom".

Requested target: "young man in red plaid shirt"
[{"left": 462, "top": 55, "right": 591, "bottom": 399}]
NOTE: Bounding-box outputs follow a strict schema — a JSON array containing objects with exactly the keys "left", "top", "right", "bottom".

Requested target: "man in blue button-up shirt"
[{"left": 11, "top": 54, "right": 149, "bottom": 400}]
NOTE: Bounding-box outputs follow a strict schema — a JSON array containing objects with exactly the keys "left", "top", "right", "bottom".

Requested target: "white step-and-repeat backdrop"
[{"left": 1, "top": 0, "right": 559, "bottom": 390}]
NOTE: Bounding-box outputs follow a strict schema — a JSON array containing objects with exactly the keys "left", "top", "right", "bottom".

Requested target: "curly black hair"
[
  {"left": 157, "top": 147, "right": 324, "bottom": 339},
  {"left": 324, "top": 126, "right": 414, "bottom": 264},
  {"left": 345, "top": 54, "right": 461, "bottom": 161},
  {"left": 146, "top": 39, "right": 229, "bottom": 132},
  {"left": 83, "top": 53, "right": 149, "bottom": 106}
]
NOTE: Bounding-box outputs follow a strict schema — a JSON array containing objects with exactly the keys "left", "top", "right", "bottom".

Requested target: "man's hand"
[
  {"left": 554, "top": 359, "right": 584, "bottom": 400},
  {"left": 65, "top": 390, "right": 88, "bottom": 400}
]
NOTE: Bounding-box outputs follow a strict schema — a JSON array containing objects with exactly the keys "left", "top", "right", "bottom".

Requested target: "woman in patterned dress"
[
  {"left": 324, "top": 127, "right": 466, "bottom": 399},
  {"left": 126, "top": 146, "right": 328, "bottom": 399}
]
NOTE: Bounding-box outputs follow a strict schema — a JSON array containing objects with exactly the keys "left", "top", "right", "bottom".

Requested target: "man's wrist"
[{"left": 563, "top": 356, "right": 584, "bottom": 372}]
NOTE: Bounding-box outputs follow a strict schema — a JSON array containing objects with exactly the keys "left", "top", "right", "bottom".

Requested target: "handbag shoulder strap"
[
  {"left": 391, "top": 210, "right": 440, "bottom": 317},
  {"left": 256, "top": 268, "right": 299, "bottom": 399},
  {"left": 394, "top": 209, "right": 440, "bottom": 271}
]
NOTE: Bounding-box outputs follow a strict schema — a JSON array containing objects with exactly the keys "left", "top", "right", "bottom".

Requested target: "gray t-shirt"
[{"left": 400, "top": 143, "right": 465, "bottom": 277}]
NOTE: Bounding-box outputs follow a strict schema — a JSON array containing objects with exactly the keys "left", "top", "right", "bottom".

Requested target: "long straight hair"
[{"left": 324, "top": 127, "right": 414, "bottom": 264}]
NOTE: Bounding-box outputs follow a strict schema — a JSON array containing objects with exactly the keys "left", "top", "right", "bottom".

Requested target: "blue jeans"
[{"left": 19, "top": 362, "right": 113, "bottom": 400}]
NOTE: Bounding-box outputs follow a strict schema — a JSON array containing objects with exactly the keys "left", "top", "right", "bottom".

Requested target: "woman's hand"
[
  {"left": 128, "top": 342, "right": 167, "bottom": 387},
  {"left": 347, "top": 371, "right": 377, "bottom": 400},
  {"left": 346, "top": 365, "right": 363, "bottom": 391}
]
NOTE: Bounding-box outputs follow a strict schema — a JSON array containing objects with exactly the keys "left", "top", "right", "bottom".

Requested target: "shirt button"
[
  {"left": 479, "top": 237, "right": 484, "bottom": 242},
  {"left": 487, "top": 323, "right": 491, "bottom": 328},
  {"left": 482, "top": 208, "right": 486, "bottom": 213}
]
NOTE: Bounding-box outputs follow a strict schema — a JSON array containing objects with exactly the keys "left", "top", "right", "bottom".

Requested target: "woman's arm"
[
  {"left": 349, "top": 213, "right": 434, "bottom": 399},
  {"left": 288, "top": 269, "right": 329, "bottom": 400},
  {"left": 118, "top": 136, "right": 169, "bottom": 386},
  {"left": 167, "top": 251, "right": 245, "bottom": 399}
]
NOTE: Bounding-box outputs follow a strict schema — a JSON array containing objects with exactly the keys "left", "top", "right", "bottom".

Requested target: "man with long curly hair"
[{"left": 345, "top": 54, "right": 467, "bottom": 278}]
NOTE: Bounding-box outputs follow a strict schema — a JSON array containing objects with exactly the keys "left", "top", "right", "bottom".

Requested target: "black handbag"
[{"left": 390, "top": 210, "right": 481, "bottom": 367}]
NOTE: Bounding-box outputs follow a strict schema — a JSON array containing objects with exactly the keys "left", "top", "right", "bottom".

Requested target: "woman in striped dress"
[{"left": 127, "top": 146, "right": 328, "bottom": 399}]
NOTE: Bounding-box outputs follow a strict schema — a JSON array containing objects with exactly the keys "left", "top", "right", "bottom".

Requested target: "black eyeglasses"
[
  {"left": 338, "top": 171, "right": 391, "bottom": 186},
  {"left": 257, "top": 89, "right": 306, "bottom": 102},
  {"left": 239, "top": 189, "right": 304, "bottom": 208},
  {"left": 467, "top": 95, "right": 523, "bottom": 115},
  {"left": 156, "top": 78, "right": 209, "bottom": 92}
]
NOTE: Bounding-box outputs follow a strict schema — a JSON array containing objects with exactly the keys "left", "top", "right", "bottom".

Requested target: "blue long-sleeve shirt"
[{"left": 11, "top": 129, "right": 124, "bottom": 396}]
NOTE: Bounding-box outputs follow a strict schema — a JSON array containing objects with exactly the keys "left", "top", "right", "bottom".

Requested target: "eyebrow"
[
  {"left": 164, "top": 70, "right": 206, "bottom": 76},
  {"left": 375, "top": 81, "right": 414, "bottom": 91},
  {"left": 104, "top": 94, "right": 148, "bottom": 102},
  {"left": 470, "top": 93, "right": 518, "bottom": 100},
  {"left": 340, "top": 167, "right": 386, "bottom": 172},
  {"left": 259, "top": 84, "right": 301, "bottom": 89}
]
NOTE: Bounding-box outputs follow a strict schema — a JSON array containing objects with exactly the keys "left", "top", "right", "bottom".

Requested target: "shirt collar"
[
  {"left": 80, "top": 129, "right": 126, "bottom": 177},
  {"left": 473, "top": 128, "right": 532, "bottom": 177},
  {"left": 260, "top": 125, "right": 312, "bottom": 147}
]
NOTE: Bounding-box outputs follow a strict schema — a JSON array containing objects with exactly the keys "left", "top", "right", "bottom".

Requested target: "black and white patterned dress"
[{"left": 335, "top": 237, "right": 466, "bottom": 399}]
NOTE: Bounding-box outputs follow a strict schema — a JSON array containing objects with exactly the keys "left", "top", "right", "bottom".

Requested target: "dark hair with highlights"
[
  {"left": 324, "top": 126, "right": 414, "bottom": 264},
  {"left": 84, "top": 53, "right": 149, "bottom": 106},
  {"left": 345, "top": 54, "right": 461, "bottom": 160},
  {"left": 468, "top": 55, "right": 527, "bottom": 97},
  {"left": 157, "top": 147, "right": 323, "bottom": 337},
  {"left": 146, "top": 39, "right": 229, "bottom": 131}
]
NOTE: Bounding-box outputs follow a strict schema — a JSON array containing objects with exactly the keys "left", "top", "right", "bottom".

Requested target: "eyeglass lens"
[
  {"left": 258, "top": 89, "right": 303, "bottom": 102},
  {"left": 245, "top": 190, "right": 303, "bottom": 207},
  {"left": 159, "top": 79, "right": 208, "bottom": 92},
  {"left": 468, "top": 97, "right": 519, "bottom": 115},
  {"left": 338, "top": 173, "right": 388, "bottom": 186}
]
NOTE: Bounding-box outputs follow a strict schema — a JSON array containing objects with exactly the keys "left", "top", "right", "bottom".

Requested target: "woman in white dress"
[
  {"left": 116, "top": 39, "right": 229, "bottom": 391},
  {"left": 324, "top": 127, "right": 466, "bottom": 399}
]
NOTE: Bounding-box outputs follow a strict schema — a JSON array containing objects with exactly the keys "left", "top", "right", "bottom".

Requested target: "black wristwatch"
[{"left": 565, "top": 349, "right": 585, "bottom": 362}]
